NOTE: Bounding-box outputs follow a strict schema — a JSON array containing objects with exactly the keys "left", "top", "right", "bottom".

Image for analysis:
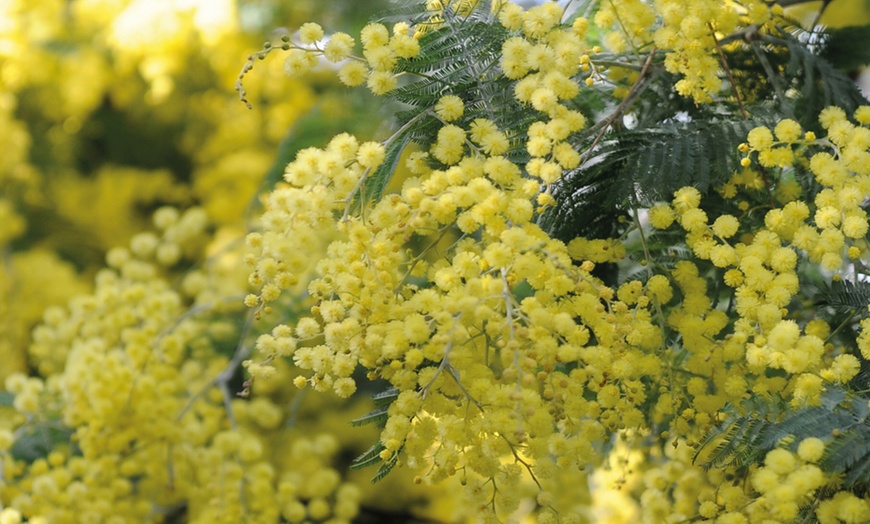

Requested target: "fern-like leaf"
[
  {"left": 386, "top": 5, "right": 538, "bottom": 163},
  {"left": 372, "top": 387, "right": 400, "bottom": 406},
  {"left": 361, "top": 132, "right": 413, "bottom": 205},
  {"left": 779, "top": 29, "right": 869, "bottom": 129},
  {"left": 816, "top": 280, "right": 870, "bottom": 318},
  {"left": 351, "top": 441, "right": 387, "bottom": 470},
  {"left": 11, "top": 421, "right": 74, "bottom": 462},
  {"left": 820, "top": 25, "right": 870, "bottom": 71},
  {"left": 544, "top": 117, "right": 759, "bottom": 242},
  {"left": 698, "top": 387, "right": 870, "bottom": 488},
  {"left": 349, "top": 387, "right": 404, "bottom": 482},
  {"left": 372, "top": 446, "right": 403, "bottom": 483},
  {"left": 351, "top": 405, "right": 391, "bottom": 428}
]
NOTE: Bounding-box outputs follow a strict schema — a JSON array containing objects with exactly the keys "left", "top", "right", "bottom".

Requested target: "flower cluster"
[
  {"left": 595, "top": 0, "right": 782, "bottom": 103},
  {"left": 750, "top": 444, "right": 828, "bottom": 520},
  {"left": 240, "top": 20, "right": 420, "bottom": 100},
  {"left": 0, "top": 206, "right": 374, "bottom": 523},
  {"left": 651, "top": 108, "right": 870, "bottom": 413},
  {"left": 5, "top": 0, "right": 870, "bottom": 522},
  {"left": 235, "top": 0, "right": 870, "bottom": 518}
]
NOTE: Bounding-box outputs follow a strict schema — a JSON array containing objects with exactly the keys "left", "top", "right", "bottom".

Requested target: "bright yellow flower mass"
[{"left": 4, "top": 0, "right": 870, "bottom": 522}]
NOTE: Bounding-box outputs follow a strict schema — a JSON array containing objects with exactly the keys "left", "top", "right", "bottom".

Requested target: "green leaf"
[
  {"left": 372, "top": 451, "right": 401, "bottom": 483},
  {"left": 350, "top": 405, "right": 390, "bottom": 427},
  {"left": 372, "top": 387, "right": 400, "bottom": 406},
  {"left": 820, "top": 25, "right": 870, "bottom": 71},
  {"left": 350, "top": 439, "right": 404, "bottom": 483},
  {"left": 350, "top": 441, "right": 387, "bottom": 470},
  {"left": 544, "top": 117, "right": 759, "bottom": 242},
  {"left": 11, "top": 421, "right": 74, "bottom": 463},
  {"left": 349, "top": 387, "right": 403, "bottom": 481},
  {"left": 697, "top": 387, "right": 870, "bottom": 488},
  {"left": 0, "top": 391, "right": 14, "bottom": 407},
  {"left": 385, "top": 4, "right": 539, "bottom": 165},
  {"left": 816, "top": 280, "right": 870, "bottom": 317},
  {"left": 780, "top": 29, "right": 870, "bottom": 129},
  {"left": 362, "top": 132, "right": 413, "bottom": 205}
]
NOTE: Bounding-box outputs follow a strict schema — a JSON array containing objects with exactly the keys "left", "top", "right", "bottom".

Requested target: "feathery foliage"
[
  {"left": 817, "top": 280, "right": 870, "bottom": 318},
  {"left": 820, "top": 25, "right": 870, "bottom": 71},
  {"left": 543, "top": 118, "right": 759, "bottom": 241},
  {"left": 697, "top": 386, "right": 870, "bottom": 490},
  {"left": 350, "top": 388, "right": 401, "bottom": 481}
]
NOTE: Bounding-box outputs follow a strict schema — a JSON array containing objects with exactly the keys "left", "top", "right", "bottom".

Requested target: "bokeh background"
[{"left": 0, "top": 0, "right": 396, "bottom": 383}]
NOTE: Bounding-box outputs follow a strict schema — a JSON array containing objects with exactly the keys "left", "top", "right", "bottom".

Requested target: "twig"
[
  {"left": 176, "top": 309, "right": 256, "bottom": 426},
  {"left": 581, "top": 46, "right": 658, "bottom": 164},
  {"left": 750, "top": 41, "right": 786, "bottom": 106},
  {"left": 708, "top": 23, "right": 748, "bottom": 119},
  {"left": 215, "top": 309, "right": 257, "bottom": 428},
  {"left": 502, "top": 435, "right": 543, "bottom": 490},
  {"left": 421, "top": 342, "right": 454, "bottom": 399},
  {"left": 590, "top": 59, "right": 645, "bottom": 72},
  {"left": 810, "top": 0, "right": 832, "bottom": 30},
  {"left": 420, "top": 340, "right": 484, "bottom": 411},
  {"left": 339, "top": 109, "right": 432, "bottom": 222}
]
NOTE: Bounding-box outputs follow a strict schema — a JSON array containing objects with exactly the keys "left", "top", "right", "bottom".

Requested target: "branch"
[
  {"left": 176, "top": 309, "right": 257, "bottom": 427},
  {"left": 580, "top": 46, "right": 658, "bottom": 164},
  {"left": 709, "top": 23, "right": 748, "bottom": 119},
  {"left": 340, "top": 109, "right": 432, "bottom": 222}
]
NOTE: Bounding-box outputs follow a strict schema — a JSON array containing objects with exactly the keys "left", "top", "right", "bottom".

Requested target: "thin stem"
[
  {"left": 825, "top": 308, "right": 859, "bottom": 345},
  {"left": 444, "top": 365, "right": 484, "bottom": 411},
  {"left": 750, "top": 41, "right": 786, "bottom": 105},
  {"left": 340, "top": 109, "right": 432, "bottom": 222},
  {"left": 709, "top": 22, "right": 748, "bottom": 119},
  {"left": 176, "top": 309, "right": 256, "bottom": 426},
  {"left": 502, "top": 435, "right": 543, "bottom": 490},
  {"left": 581, "top": 46, "right": 657, "bottom": 164},
  {"left": 421, "top": 342, "right": 454, "bottom": 398},
  {"left": 589, "top": 59, "right": 645, "bottom": 72},
  {"left": 810, "top": 0, "right": 832, "bottom": 30},
  {"left": 394, "top": 224, "right": 454, "bottom": 294},
  {"left": 608, "top": 0, "right": 641, "bottom": 57}
]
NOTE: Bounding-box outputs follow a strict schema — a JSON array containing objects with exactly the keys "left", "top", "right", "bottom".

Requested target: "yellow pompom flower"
[
  {"left": 842, "top": 215, "right": 869, "bottom": 239},
  {"left": 360, "top": 23, "right": 390, "bottom": 49},
  {"left": 0, "top": 509, "right": 22, "bottom": 524},
  {"left": 767, "top": 320, "right": 800, "bottom": 351},
  {"left": 793, "top": 373, "right": 825, "bottom": 406},
  {"left": 836, "top": 492, "right": 870, "bottom": 523},
  {"left": 390, "top": 33, "right": 420, "bottom": 59},
  {"left": 752, "top": 467, "right": 780, "bottom": 494},
  {"left": 333, "top": 377, "right": 357, "bottom": 398},
  {"left": 367, "top": 70, "right": 397, "bottom": 95},
  {"left": 825, "top": 354, "right": 861, "bottom": 383},
  {"left": 672, "top": 186, "right": 701, "bottom": 212},
  {"left": 299, "top": 22, "right": 324, "bottom": 44},
  {"left": 747, "top": 126, "right": 774, "bottom": 151},
  {"left": 497, "top": 2, "right": 525, "bottom": 31},
  {"left": 680, "top": 208, "right": 707, "bottom": 232},
  {"left": 711, "top": 215, "right": 739, "bottom": 238},
  {"left": 773, "top": 119, "right": 802, "bottom": 143},
  {"left": 435, "top": 95, "right": 464, "bottom": 122},
  {"left": 283, "top": 49, "right": 318, "bottom": 76},
  {"left": 364, "top": 46, "right": 397, "bottom": 72},
  {"left": 819, "top": 106, "right": 847, "bottom": 129},
  {"left": 357, "top": 141, "right": 386, "bottom": 169},
  {"left": 323, "top": 32, "right": 355, "bottom": 62},
  {"left": 765, "top": 448, "right": 797, "bottom": 475},
  {"left": 648, "top": 204, "right": 676, "bottom": 229},
  {"left": 338, "top": 61, "right": 368, "bottom": 86}
]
